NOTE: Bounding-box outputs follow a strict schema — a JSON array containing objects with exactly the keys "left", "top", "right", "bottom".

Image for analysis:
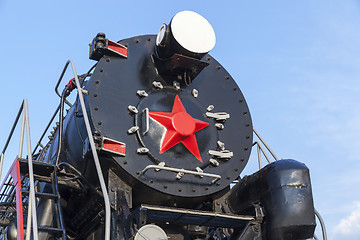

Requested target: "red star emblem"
[{"left": 149, "top": 95, "right": 209, "bottom": 162}]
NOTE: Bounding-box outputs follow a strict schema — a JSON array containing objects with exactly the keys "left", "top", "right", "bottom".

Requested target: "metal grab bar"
[
  {"left": 140, "top": 165, "right": 221, "bottom": 184},
  {"left": 32, "top": 104, "right": 60, "bottom": 155},
  {"left": 64, "top": 60, "right": 111, "bottom": 240},
  {"left": 142, "top": 108, "right": 150, "bottom": 136},
  {"left": 253, "top": 127, "right": 279, "bottom": 161},
  {"left": 0, "top": 99, "right": 39, "bottom": 240},
  {"left": 315, "top": 209, "right": 328, "bottom": 240},
  {"left": 252, "top": 141, "right": 272, "bottom": 169}
]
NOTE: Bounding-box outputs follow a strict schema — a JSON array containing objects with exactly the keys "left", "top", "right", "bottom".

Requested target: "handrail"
[
  {"left": 23, "top": 99, "right": 39, "bottom": 240},
  {"left": 65, "top": 60, "right": 111, "bottom": 240},
  {"left": 0, "top": 99, "right": 39, "bottom": 240},
  {"left": 315, "top": 209, "right": 328, "bottom": 240},
  {"left": 253, "top": 127, "right": 279, "bottom": 161},
  {"left": 32, "top": 104, "right": 60, "bottom": 155},
  {"left": 33, "top": 63, "right": 96, "bottom": 156},
  {"left": 55, "top": 61, "right": 73, "bottom": 107},
  {"left": 140, "top": 165, "right": 221, "bottom": 184}
]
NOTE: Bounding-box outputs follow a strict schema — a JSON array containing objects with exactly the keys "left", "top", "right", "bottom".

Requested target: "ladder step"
[
  {"left": 18, "top": 158, "right": 55, "bottom": 177},
  {"left": 21, "top": 190, "right": 58, "bottom": 199},
  {"left": 35, "top": 226, "right": 64, "bottom": 235}
]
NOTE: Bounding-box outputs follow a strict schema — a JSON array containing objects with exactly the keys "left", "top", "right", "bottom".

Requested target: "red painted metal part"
[
  {"left": 107, "top": 40, "right": 128, "bottom": 58},
  {"left": 149, "top": 95, "right": 209, "bottom": 162},
  {"left": 8, "top": 157, "right": 24, "bottom": 240},
  {"left": 103, "top": 138, "right": 126, "bottom": 156}
]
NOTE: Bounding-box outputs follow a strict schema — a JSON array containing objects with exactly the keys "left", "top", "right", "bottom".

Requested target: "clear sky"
[{"left": 1, "top": 1, "right": 360, "bottom": 239}]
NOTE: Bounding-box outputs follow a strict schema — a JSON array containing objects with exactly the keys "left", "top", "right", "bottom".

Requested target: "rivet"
[
  {"left": 94, "top": 107, "right": 98, "bottom": 111},
  {"left": 239, "top": 99, "right": 243, "bottom": 102},
  {"left": 225, "top": 76, "right": 230, "bottom": 80},
  {"left": 243, "top": 112, "right": 247, "bottom": 115},
  {"left": 205, "top": 187, "right": 209, "bottom": 190},
  {"left": 164, "top": 185, "right": 167, "bottom": 189},
  {"left": 216, "top": 66, "right": 221, "bottom": 70},
  {"left": 95, "top": 80, "right": 100, "bottom": 84},
  {"left": 233, "top": 88, "right": 237, "bottom": 91},
  {"left": 192, "top": 189, "right": 196, "bottom": 192},
  {"left": 147, "top": 38, "right": 151, "bottom": 42},
  {"left": 124, "top": 161, "right": 127, "bottom": 165},
  {"left": 178, "top": 189, "right": 182, "bottom": 192},
  {"left": 149, "top": 180, "right": 153, "bottom": 183},
  {"left": 135, "top": 39, "right": 139, "bottom": 43},
  {"left": 235, "top": 168, "right": 238, "bottom": 172},
  {"left": 93, "top": 94, "right": 98, "bottom": 97},
  {"left": 106, "top": 58, "right": 110, "bottom": 62},
  {"left": 99, "top": 69, "right": 103, "bottom": 72},
  {"left": 206, "top": 57, "right": 211, "bottom": 61},
  {"left": 98, "top": 122, "right": 102, "bottom": 125}
]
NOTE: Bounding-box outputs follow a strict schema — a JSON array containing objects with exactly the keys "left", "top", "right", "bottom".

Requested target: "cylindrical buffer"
[{"left": 227, "top": 159, "right": 316, "bottom": 240}]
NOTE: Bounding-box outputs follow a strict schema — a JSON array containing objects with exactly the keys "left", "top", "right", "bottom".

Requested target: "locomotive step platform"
[
  {"left": 17, "top": 158, "right": 55, "bottom": 177},
  {"left": 136, "top": 204, "right": 255, "bottom": 228}
]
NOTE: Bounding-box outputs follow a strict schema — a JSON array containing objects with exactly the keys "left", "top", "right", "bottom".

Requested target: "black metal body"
[
  {"left": 227, "top": 159, "right": 316, "bottom": 239},
  {"left": 21, "top": 33, "right": 317, "bottom": 240}
]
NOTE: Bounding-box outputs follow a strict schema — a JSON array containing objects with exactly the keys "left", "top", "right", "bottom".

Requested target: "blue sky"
[{"left": 1, "top": 1, "right": 360, "bottom": 239}]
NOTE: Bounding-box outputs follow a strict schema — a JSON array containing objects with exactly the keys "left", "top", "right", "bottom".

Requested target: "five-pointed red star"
[{"left": 149, "top": 95, "right": 209, "bottom": 162}]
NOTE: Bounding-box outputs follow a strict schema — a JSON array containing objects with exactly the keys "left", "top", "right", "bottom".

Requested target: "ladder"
[
  {"left": 1, "top": 60, "right": 111, "bottom": 240},
  {"left": 0, "top": 157, "right": 66, "bottom": 240}
]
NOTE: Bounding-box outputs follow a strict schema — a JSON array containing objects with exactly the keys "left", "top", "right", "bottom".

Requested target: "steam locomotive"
[{"left": 1, "top": 11, "right": 317, "bottom": 240}]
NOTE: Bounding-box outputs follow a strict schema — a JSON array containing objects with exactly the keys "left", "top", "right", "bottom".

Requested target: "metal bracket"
[
  {"left": 128, "top": 105, "right": 138, "bottom": 114},
  {"left": 208, "top": 150, "right": 233, "bottom": 159},
  {"left": 137, "top": 90, "right": 148, "bottom": 98},
  {"left": 207, "top": 105, "right": 214, "bottom": 111},
  {"left": 253, "top": 204, "right": 264, "bottom": 223},
  {"left": 192, "top": 89, "right": 198, "bottom": 98},
  {"left": 209, "top": 158, "right": 219, "bottom": 167},
  {"left": 152, "top": 81, "right": 164, "bottom": 89},
  {"left": 127, "top": 126, "right": 139, "bottom": 134},
  {"left": 140, "top": 165, "right": 221, "bottom": 184},
  {"left": 205, "top": 112, "right": 230, "bottom": 121},
  {"left": 137, "top": 147, "right": 149, "bottom": 154}
]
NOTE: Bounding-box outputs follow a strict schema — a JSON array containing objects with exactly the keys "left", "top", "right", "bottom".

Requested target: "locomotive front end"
[
  {"left": 83, "top": 10, "right": 253, "bottom": 202},
  {"left": 0, "top": 10, "right": 320, "bottom": 240}
]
